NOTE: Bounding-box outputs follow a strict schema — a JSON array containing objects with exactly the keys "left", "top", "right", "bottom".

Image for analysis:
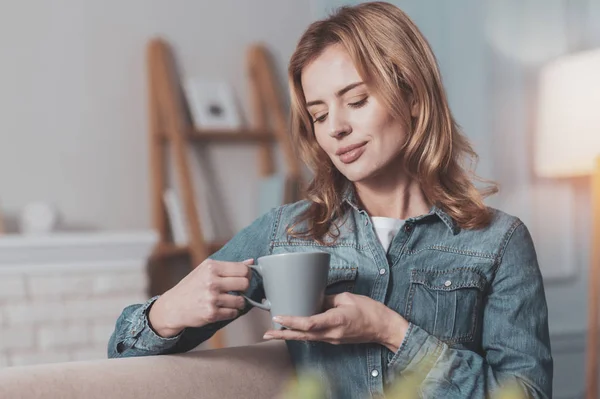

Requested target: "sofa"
[{"left": 0, "top": 341, "right": 293, "bottom": 399}]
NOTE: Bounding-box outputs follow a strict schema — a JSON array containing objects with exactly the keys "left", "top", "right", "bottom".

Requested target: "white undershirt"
[{"left": 371, "top": 216, "right": 405, "bottom": 252}]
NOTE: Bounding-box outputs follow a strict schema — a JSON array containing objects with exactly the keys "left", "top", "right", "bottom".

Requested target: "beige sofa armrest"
[{"left": 0, "top": 341, "right": 293, "bottom": 399}]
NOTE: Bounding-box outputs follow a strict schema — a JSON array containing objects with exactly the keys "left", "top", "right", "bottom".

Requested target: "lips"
[
  {"left": 336, "top": 141, "right": 368, "bottom": 156},
  {"left": 337, "top": 141, "right": 367, "bottom": 164}
]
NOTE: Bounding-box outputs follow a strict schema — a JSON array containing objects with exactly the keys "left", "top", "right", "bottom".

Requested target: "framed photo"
[{"left": 184, "top": 78, "right": 242, "bottom": 130}]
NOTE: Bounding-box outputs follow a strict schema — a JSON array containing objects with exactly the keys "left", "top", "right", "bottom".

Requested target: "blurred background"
[{"left": 1, "top": 1, "right": 599, "bottom": 398}]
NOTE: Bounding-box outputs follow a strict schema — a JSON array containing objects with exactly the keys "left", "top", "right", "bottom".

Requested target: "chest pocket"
[
  {"left": 405, "top": 268, "right": 487, "bottom": 344},
  {"left": 325, "top": 265, "right": 358, "bottom": 295}
]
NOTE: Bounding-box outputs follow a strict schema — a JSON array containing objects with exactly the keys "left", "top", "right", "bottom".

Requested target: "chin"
[{"left": 336, "top": 163, "right": 376, "bottom": 183}]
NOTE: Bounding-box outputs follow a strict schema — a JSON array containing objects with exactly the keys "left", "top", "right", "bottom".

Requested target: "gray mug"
[{"left": 243, "top": 251, "right": 331, "bottom": 330}]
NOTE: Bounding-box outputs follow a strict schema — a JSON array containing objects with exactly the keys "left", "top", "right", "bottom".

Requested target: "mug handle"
[{"left": 242, "top": 264, "right": 271, "bottom": 311}]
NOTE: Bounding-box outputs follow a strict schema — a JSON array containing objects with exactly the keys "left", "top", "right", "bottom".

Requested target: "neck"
[{"left": 353, "top": 168, "right": 430, "bottom": 220}]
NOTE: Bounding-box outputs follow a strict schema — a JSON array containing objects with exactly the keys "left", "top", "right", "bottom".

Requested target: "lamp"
[{"left": 534, "top": 47, "right": 600, "bottom": 399}]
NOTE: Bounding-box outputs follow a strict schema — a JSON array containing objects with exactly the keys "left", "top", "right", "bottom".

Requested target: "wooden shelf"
[
  {"left": 152, "top": 243, "right": 189, "bottom": 258},
  {"left": 189, "top": 129, "right": 275, "bottom": 143},
  {"left": 147, "top": 39, "right": 302, "bottom": 349},
  {"left": 152, "top": 240, "right": 229, "bottom": 260},
  {"left": 157, "top": 129, "right": 275, "bottom": 144}
]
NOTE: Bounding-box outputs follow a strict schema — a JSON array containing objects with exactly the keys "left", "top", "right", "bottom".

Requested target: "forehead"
[{"left": 301, "top": 44, "right": 362, "bottom": 102}]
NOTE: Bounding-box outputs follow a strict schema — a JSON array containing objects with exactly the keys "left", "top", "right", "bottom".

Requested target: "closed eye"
[
  {"left": 311, "top": 96, "right": 368, "bottom": 124},
  {"left": 313, "top": 113, "right": 328, "bottom": 124},
  {"left": 348, "top": 97, "right": 368, "bottom": 108}
]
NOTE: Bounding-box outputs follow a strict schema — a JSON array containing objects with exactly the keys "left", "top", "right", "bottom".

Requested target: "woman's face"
[{"left": 301, "top": 44, "right": 410, "bottom": 183}]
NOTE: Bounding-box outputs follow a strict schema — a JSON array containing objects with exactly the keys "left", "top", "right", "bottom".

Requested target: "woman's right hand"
[{"left": 148, "top": 258, "right": 254, "bottom": 338}]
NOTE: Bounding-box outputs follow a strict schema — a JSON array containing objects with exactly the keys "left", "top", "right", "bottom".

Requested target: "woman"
[{"left": 108, "top": 2, "right": 552, "bottom": 398}]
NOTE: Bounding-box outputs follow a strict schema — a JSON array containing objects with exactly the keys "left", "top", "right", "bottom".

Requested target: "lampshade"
[{"left": 534, "top": 47, "right": 600, "bottom": 178}]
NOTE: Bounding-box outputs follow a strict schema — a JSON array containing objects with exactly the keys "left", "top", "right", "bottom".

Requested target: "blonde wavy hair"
[{"left": 287, "top": 1, "right": 497, "bottom": 244}]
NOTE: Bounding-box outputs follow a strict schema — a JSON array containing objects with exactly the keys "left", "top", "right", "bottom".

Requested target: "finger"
[
  {"left": 275, "top": 310, "right": 340, "bottom": 332},
  {"left": 207, "top": 307, "right": 239, "bottom": 323},
  {"left": 218, "top": 276, "right": 251, "bottom": 292},
  {"left": 207, "top": 259, "right": 254, "bottom": 277},
  {"left": 215, "top": 293, "right": 246, "bottom": 310},
  {"left": 273, "top": 316, "right": 311, "bottom": 331},
  {"left": 263, "top": 329, "right": 324, "bottom": 342}
]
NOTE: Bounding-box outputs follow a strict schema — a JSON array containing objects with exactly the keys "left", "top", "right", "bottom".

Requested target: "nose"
[{"left": 328, "top": 110, "right": 351, "bottom": 138}]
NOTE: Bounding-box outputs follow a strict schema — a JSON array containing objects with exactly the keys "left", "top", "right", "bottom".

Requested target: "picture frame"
[{"left": 183, "top": 78, "right": 242, "bottom": 131}]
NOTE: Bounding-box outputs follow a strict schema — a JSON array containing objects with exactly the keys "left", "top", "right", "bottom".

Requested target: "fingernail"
[
  {"left": 242, "top": 258, "right": 254, "bottom": 264},
  {"left": 263, "top": 334, "right": 273, "bottom": 340},
  {"left": 273, "top": 316, "right": 282, "bottom": 323}
]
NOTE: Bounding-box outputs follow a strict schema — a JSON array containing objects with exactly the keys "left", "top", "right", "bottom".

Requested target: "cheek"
[
  {"left": 313, "top": 128, "right": 334, "bottom": 155},
  {"left": 351, "top": 101, "right": 396, "bottom": 135},
  {"left": 379, "top": 130, "right": 408, "bottom": 160},
  {"left": 376, "top": 112, "right": 408, "bottom": 146},
  {"left": 366, "top": 119, "right": 409, "bottom": 162}
]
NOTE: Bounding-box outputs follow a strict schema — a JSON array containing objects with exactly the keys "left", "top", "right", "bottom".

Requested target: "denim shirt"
[{"left": 108, "top": 192, "right": 553, "bottom": 399}]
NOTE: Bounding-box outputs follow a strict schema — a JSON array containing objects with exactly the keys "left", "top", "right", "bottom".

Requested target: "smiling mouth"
[{"left": 337, "top": 142, "right": 367, "bottom": 164}]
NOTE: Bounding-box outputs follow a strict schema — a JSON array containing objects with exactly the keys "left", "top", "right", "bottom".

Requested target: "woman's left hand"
[{"left": 262, "top": 292, "right": 409, "bottom": 352}]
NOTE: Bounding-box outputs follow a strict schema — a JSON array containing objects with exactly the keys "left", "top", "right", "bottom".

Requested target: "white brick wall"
[
  {"left": 92, "top": 323, "right": 118, "bottom": 346},
  {"left": 27, "top": 274, "right": 93, "bottom": 299},
  {"left": 3, "top": 301, "right": 64, "bottom": 325},
  {"left": 0, "top": 276, "right": 27, "bottom": 301},
  {"left": 0, "top": 262, "right": 149, "bottom": 368},
  {"left": 92, "top": 271, "right": 146, "bottom": 295},
  {"left": 9, "top": 350, "right": 70, "bottom": 367},
  {"left": 38, "top": 324, "right": 89, "bottom": 350},
  {"left": 0, "top": 327, "right": 35, "bottom": 351},
  {"left": 3, "top": 293, "right": 147, "bottom": 325},
  {"left": 69, "top": 347, "right": 108, "bottom": 362}
]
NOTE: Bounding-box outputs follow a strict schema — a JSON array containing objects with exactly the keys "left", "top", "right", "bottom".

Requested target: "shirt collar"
[{"left": 341, "top": 183, "right": 460, "bottom": 235}]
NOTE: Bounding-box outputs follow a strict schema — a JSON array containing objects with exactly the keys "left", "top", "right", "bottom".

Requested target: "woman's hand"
[
  {"left": 262, "top": 292, "right": 409, "bottom": 352},
  {"left": 148, "top": 258, "right": 254, "bottom": 338}
]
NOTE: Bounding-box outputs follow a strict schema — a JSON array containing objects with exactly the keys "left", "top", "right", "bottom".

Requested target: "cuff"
[
  {"left": 128, "top": 295, "right": 183, "bottom": 350},
  {"left": 386, "top": 323, "right": 443, "bottom": 376}
]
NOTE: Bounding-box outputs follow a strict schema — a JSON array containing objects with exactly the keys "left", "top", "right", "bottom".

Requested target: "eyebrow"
[{"left": 305, "top": 81, "right": 365, "bottom": 107}]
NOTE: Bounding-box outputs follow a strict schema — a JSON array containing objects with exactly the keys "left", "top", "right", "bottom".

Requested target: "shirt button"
[
  {"left": 404, "top": 224, "right": 412, "bottom": 232},
  {"left": 444, "top": 280, "right": 452, "bottom": 287},
  {"left": 371, "top": 369, "right": 379, "bottom": 377},
  {"left": 379, "top": 268, "right": 386, "bottom": 275}
]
